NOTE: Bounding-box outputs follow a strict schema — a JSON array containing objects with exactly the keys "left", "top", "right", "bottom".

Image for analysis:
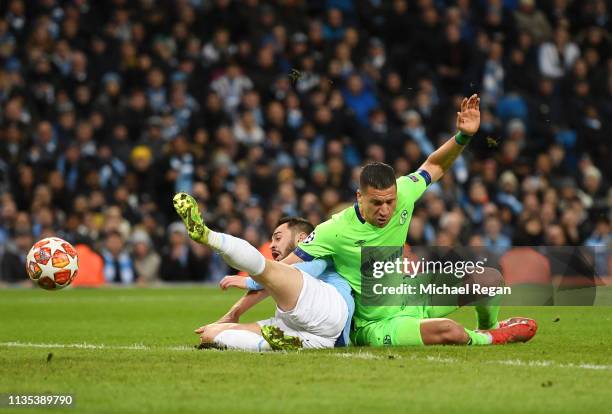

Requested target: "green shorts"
[{"left": 351, "top": 305, "right": 459, "bottom": 347}]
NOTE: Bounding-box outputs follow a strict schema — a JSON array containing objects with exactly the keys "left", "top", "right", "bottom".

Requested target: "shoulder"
[
  {"left": 397, "top": 171, "right": 429, "bottom": 193},
  {"left": 398, "top": 170, "right": 431, "bottom": 185},
  {"left": 309, "top": 217, "right": 339, "bottom": 242}
]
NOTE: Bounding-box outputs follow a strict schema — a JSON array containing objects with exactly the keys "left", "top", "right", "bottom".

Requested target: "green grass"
[{"left": 1, "top": 287, "right": 611, "bottom": 414}]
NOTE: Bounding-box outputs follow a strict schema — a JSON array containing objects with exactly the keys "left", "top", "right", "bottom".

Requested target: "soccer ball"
[{"left": 26, "top": 237, "right": 79, "bottom": 290}]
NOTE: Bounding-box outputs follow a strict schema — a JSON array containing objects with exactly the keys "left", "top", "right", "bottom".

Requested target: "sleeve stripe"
[
  {"left": 294, "top": 247, "right": 315, "bottom": 262},
  {"left": 246, "top": 277, "right": 264, "bottom": 291},
  {"left": 417, "top": 169, "right": 432, "bottom": 186}
]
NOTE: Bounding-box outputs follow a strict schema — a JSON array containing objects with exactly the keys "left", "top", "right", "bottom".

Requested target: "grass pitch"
[{"left": 1, "top": 287, "right": 611, "bottom": 414}]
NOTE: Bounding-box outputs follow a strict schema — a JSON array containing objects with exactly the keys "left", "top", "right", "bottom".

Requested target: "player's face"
[
  {"left": 270, "top": 223, "right": 303, "bottom": 261},
  {"left": 358, "top": 185, "right": 397, "bottom": 227}
]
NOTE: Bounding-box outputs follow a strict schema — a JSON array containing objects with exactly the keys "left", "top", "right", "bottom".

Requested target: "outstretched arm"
[
  {"left": 419, "top": 94, "right": 480, "bottom": 183},
  {"left": 236, "top": 258, "right": 330, "bottom": 291}
]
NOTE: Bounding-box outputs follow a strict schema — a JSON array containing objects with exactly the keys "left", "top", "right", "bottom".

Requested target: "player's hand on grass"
[
  {"left": 195, "top": 324, "right": 212, "bottom": 334},
  {"left": 219, "top": 275, "right": 248, "bottom": 290},
  {"left": 456, "top": 94, "right": 480, "bottom": 136}
]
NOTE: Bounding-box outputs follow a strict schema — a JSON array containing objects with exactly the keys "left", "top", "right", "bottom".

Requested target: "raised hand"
[
  {"left": 219, "top": 275, "right": 248, "bottom": 290},
  {"left": 456, "top": 94, "right": 480, "bottom": 136}
]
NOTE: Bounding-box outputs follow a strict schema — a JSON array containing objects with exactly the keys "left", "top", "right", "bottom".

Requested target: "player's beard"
[{"left": 275, "top": 242, "right": 296, "bottom": 262}]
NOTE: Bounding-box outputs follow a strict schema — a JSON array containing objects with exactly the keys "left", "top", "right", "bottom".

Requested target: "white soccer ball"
[{"left": 26, "top": 237, "right": 79, "bottom": 290}]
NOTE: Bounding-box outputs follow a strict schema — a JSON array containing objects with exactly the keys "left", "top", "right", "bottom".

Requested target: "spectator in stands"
[
  {"left": 210, "top": 61, "right": 252, "bottom": 116},
  {"left": 0, "top": 229, "right": 30, "bottom": 284},
  {"left": 539, "top": 28, "right": 580, "bottom": 79},
  {"left": 483, "top": 215, "right": 512, "bottom": 255},
  {"left": 585, "top": 217, "right": 610, "bottom": 276},
  {"left": 131, "top": 229, "right": 161, "bottom": 285},
  {"left": 160, "top": 222, "right": 208, "bottom": 282},
  {"left": 514, "top": 0, "right": 552, "bottom": 44},
  {"left": 102, "top": 230, "right": 135, "bottom": 284},
  {"left": 342, "top": 73, "right": 377, "bottom": 126}
]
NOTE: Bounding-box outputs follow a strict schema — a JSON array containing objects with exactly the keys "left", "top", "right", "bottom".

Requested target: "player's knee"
[
  {"left": 468, "top": 267, "right": 504, "bottom": 289},
  {"left": 483, "top": 267, "right": 504, "bottom": 287},
  {"left": 460, "top": 267, "right": 504, "bottom": 306}
]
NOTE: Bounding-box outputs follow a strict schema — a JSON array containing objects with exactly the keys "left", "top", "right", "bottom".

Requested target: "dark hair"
[
  {"left": 359, "top": 162, "right": 396, "bottom": 191},
  {"left": 276, "top": 217, "right": 314, "bottom": 236}
]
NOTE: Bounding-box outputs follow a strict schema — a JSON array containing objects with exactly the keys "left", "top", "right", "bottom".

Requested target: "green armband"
[{"left": 455, "top": 131, "right": 472, "bottom": 146}]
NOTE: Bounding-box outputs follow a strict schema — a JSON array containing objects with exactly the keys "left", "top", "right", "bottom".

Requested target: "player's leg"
[
  {"left": 419, "top": 319, "right": 488, "bottom": 345},
  {"left": 255, "top": 261, "right": 304, "bottom": 311},
  {"left": 462, "top": 267, "right": 503, "bottom": 329},
  {"left": 431, "top": 267, "right": 502, "bottom": 329},
  {"left": 198, "top": 322, "right": 262, "bottom": 339},
  {"left": 387, "top": 316, "right": 480, "bottom": 345},
  {"left": 419, "top": 317, "right": 538, "bottom": 345},
  {"left": 353, "top": 317, "right": 468, "bottom": 346},
  {"left": 474, "top": 300, "right": 500, "bottom": 329},
  {"left": 354, "top": 315, "right": 535, "bottom": 346},
  {"left": 260, "top": 325, "right": 303, "bottom": 350},
  {"left": 424, "top": 267, "right": 502, "bottom": 329},
  {"left": 257, "top": 317, "right": 327, "bottom": 350},
  {"left": 273, "top": 271, "right": 348, "bottom": 348},
  {"left": 198, "top": 322, "right": 272, "bottom": 351},
  {"left": 173, "top": 192, "right": 302, "bottom": 310},
  {"left": 464, "top": 268, "right": 540, "bottom": 331}
]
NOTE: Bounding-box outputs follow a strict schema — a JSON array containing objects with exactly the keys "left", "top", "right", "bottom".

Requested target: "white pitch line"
[
  {"left": 166, "top": 345, "right": 198, "bottom": 352},
  {"left": 2, "top": 342, "right": 611, "bottom": 371},
  {"left": 0, "top": 341, "right": 191, "bottom": 352},
  {"left": 0, "top": 295, "right": 212, "bottom": 304},
  {"left": 332, "top": 352, "right": 612, "bottom": 371},
  {"left": 334, "top": 351, "right": 382, "bottom": 360},
  {"left": 488, "top": 358, "right": 612, "bottom": 371}
]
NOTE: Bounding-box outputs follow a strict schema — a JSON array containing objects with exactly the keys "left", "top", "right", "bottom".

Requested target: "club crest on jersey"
[
  {"left": 399, "top": 209, "right": 408, "bottom": 225},
  {"left": 303, "top": 231, "right": 315, "bottom": 244}
]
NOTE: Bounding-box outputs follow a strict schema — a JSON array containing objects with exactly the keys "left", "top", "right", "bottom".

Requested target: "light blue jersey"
[{"left": 245, "top": 259, "right": 355, "bottom": 347}]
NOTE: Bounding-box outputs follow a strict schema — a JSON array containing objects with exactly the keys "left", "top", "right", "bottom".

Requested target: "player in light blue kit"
[{"left": 182, "top": 214, "right": 354, "bottom": 350}]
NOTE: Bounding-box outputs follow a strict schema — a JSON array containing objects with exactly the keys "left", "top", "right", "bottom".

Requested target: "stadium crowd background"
[{"left": 0, "top": 0, "right": 609, "bottom": 285}]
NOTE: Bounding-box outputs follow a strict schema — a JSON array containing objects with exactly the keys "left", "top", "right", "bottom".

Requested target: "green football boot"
[
  {"left": 261, "top": 325, "right": 303, "bottom": 351},
  {"left": 172, "top": 192, "right": 209, "bottom": 244}
]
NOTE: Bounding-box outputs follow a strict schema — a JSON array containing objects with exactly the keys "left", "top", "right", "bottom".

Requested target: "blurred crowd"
[{"left": 0, "top": 0, "right": 610, "bottom": 285}]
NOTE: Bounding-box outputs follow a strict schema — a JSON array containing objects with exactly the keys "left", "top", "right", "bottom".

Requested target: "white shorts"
[{"left": 257, "top": 269, "right": 348, "bottom": 349}]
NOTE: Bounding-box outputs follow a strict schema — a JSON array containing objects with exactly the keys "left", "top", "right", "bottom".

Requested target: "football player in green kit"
[{"left": 283, "top": 94, "right": 537, "bottom": 346}]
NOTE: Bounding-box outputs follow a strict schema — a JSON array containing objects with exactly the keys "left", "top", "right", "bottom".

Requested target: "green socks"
[
  {"left": 476, "top": 296, "right": 501, "bottom": 330},
  {"left": 465, "top": 329, "right": 492, "bottom": 345}
]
